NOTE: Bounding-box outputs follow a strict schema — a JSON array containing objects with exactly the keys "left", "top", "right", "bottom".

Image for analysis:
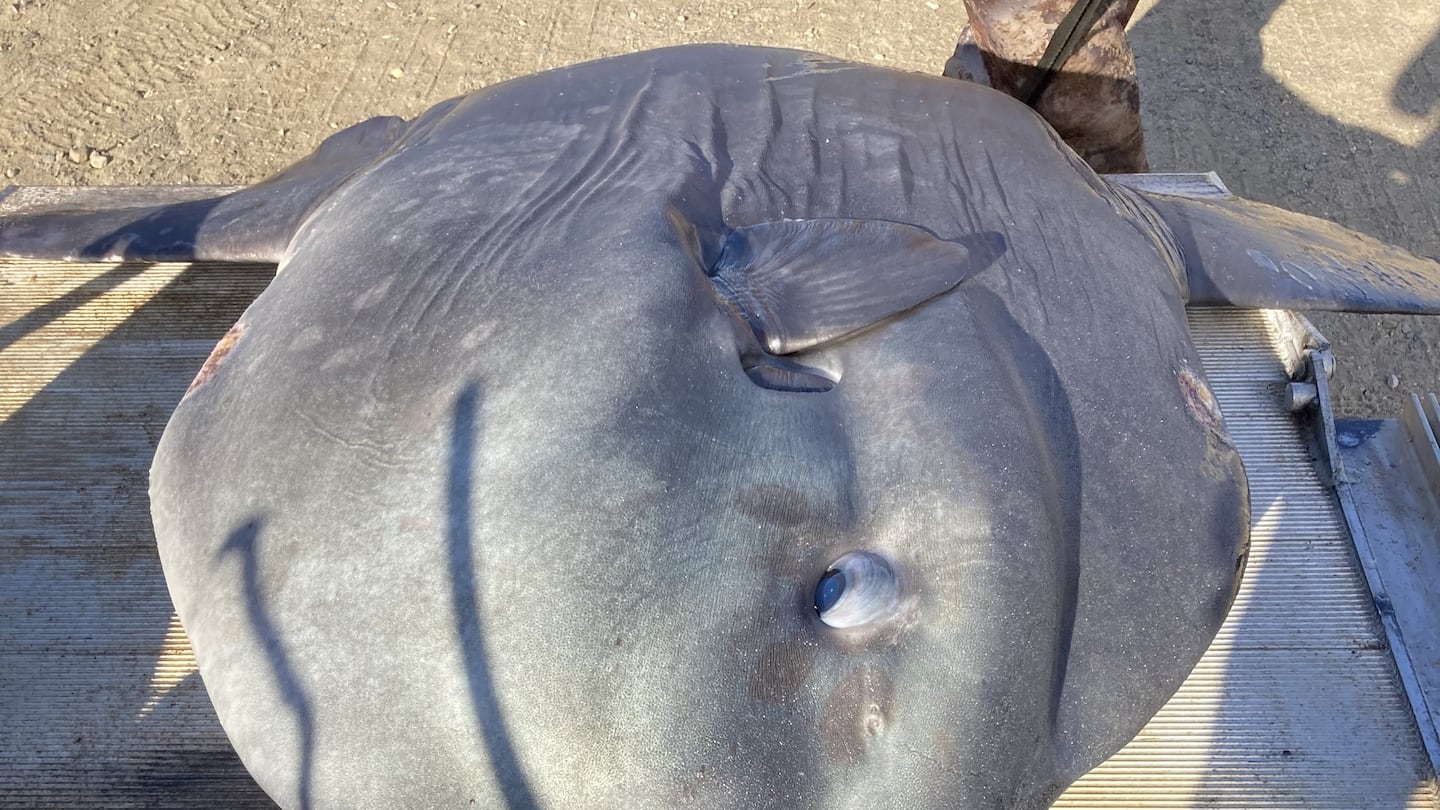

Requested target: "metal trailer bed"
[{"left": 1, "top": 179, "right": 1437, "bottom": 808}]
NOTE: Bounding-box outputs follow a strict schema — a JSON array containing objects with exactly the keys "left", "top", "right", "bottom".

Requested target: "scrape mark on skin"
[
  {"left": 186, "top": 320, "right": 247, "bottom": 397},
  {"left": 1177, "top": 363, "right": 1226, "bottom": 440},
  {"left": 747, "top": 639, "right": 816, "bottom": 704},
  {"left": 819, "top": 666, "right": 894, "bottom": 764},
  {"left": 763, "top": 55, "right": 857, "bottom": 80},
  {"left": 1178, "top": 361, "right": 1243, "bottom": 481}
]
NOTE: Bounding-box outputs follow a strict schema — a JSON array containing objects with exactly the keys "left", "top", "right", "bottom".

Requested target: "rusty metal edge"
[
  {"left": 1399, "top": 393, "right": 1440, "bottom": 503},
  {"left": 1330, "top": 392, "right": 1440, "bottom": 775}
]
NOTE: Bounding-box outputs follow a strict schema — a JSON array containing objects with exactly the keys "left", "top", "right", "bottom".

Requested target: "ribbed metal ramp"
[
  {"left": 1, "top": 255, "right": 1436, "bottom": 807},
  {"left": 1061, "top": 309, "right": 1439, "bottom": 808},
  {"left": 0, "top": 258, "right": 275, "bottom": 807}
]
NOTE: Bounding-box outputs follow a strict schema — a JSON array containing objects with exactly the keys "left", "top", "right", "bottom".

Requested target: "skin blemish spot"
[{"left": 819, "top": 666, "right": 894, "bottom": 764}]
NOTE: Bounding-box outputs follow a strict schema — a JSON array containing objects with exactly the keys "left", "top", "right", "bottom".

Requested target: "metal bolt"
[{"left": 1285, "top": 381, "right": 1318, "bottom": 412}]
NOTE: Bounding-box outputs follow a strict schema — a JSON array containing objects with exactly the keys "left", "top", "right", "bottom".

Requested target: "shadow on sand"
[{"left": 1131, "top": 0, "right": 1440, "bottom": 417}]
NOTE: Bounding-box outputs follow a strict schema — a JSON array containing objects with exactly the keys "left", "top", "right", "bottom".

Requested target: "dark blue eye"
[
  {"left": 813, "top": 551, "right": 900, "bottom": 628},
  {"left": 814, "top": 569, "right": 847, "bottom": 614}
]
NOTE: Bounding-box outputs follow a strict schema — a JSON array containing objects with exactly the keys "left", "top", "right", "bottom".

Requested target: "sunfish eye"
[
  {"left": 813, "top": 551, "right": 900, "bottom": 628},
  {"left": 815, "top": 569, "right": 847, "bottom": 613}
]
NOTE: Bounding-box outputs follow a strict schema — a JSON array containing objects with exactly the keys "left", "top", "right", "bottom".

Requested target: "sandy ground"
[{"left": 0, "top": 0, "right": 1436, "bottom": 416}]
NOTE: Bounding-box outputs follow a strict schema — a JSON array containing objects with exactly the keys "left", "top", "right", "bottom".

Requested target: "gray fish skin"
[
  {"left": 10, "top": 45, "right": 1316, "bottom": 808},
  {"left": 138, "top": 46, "right": 1253, "bottom": 809}
]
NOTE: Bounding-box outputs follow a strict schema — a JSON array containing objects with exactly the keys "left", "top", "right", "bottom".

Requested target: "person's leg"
[{"left": 945, "top": 0, "right": 1148, "bottom": 173}]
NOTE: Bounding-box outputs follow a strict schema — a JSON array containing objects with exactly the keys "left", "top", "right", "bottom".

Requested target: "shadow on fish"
[{"left": 4, "top": 45, "right": 1440, "bottom": 809}]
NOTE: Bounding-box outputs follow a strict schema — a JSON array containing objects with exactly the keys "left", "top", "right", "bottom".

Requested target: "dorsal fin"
[
  {"left": 710, "top": 219, "right": 980, "bottom": 355},
  {"left": 0, "top": 115, "right": 409, "bottom": 263},
  {"left": 1137, "top": 191, "right": 1440, "bottom": 313}
]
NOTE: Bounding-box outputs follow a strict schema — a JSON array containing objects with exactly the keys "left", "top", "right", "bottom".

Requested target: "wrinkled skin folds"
[{"left": 14, "top": 44, "right": 1368, "bottom": 809}]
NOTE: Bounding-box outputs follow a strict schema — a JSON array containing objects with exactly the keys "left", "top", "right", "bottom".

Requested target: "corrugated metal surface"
[
  {"left": 0, "top": 257, "right": 276, "bottom": 808},
  {"left": 1058, "top": 309, "right": 1439, "bottom": 808},
  {"left": 1, "top": 258, "right": 1436, "bottom": 806}
]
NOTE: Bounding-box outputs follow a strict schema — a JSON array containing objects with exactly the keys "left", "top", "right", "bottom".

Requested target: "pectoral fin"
[{"left": 711, "top": 219, "right": 982, "bottom": 354}]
